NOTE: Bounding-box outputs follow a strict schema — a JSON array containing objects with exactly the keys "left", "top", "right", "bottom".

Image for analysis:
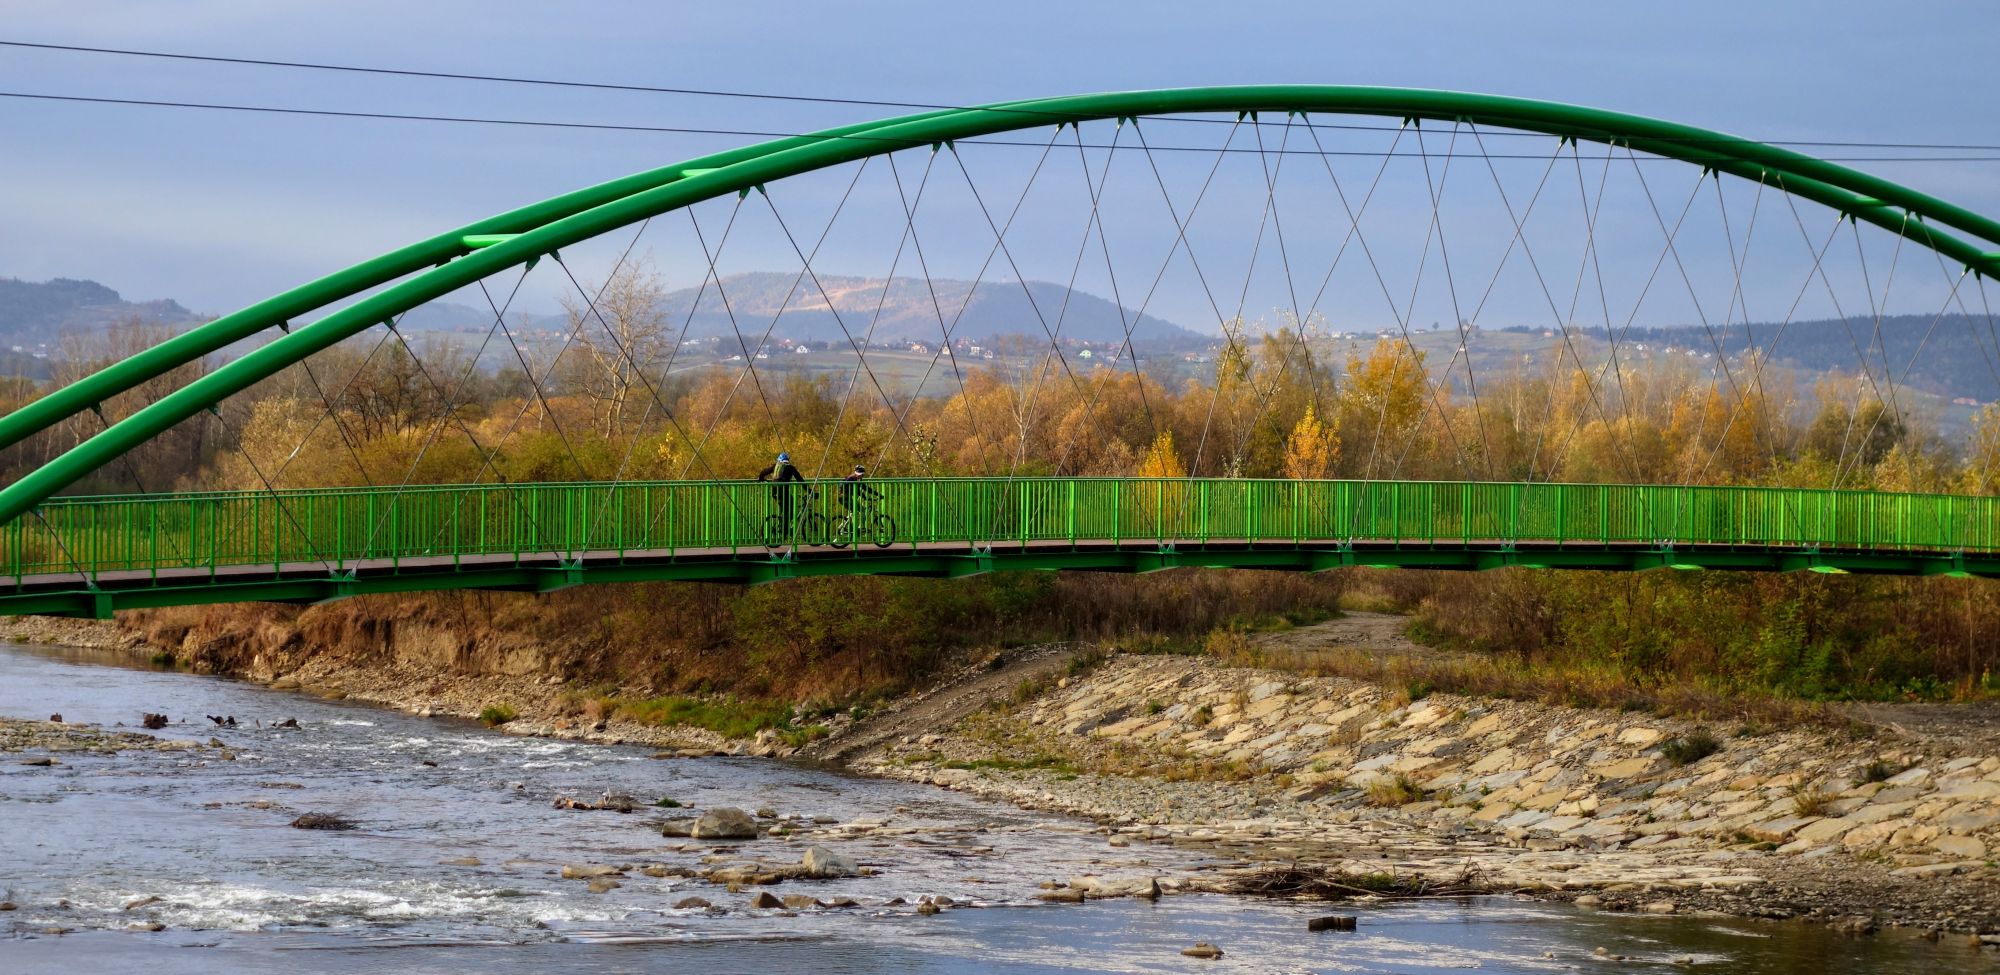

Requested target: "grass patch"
[
  {"left": 1123, "top": 633, "right": 1203, "bottom": 656},
  {"left": 941, "top": 753, "right": 1077, "bottom": 774},
  {"left": 1859, "top": 759, "right": 1902, "bottom": 783},
  {"left": 1660, "top": 727, "right": 1722, "bottom": 767},
  {"left": 1011, "top": 674, "right": 1056, "bottom": 706},
  {"left": 1364, "top": 773, "right": 1428, "bottom": 807},
  {"left": 1191, "top": 704, "right": 1214, "bottom": 726},
  {"left": 617, "top": 695, "right": 793, "bottom": 739},
  {"left": 1146, "top": 699, "right": 1166, "bottom": 715},
  {"left": 653, "top": 797, "right": 682, "bottom": 808},
  {"left": 477, "top": 703, "right": 517, "bottom": 727},
  {"left": 778, "top": 724, "right": 830, "bottom": 749}
]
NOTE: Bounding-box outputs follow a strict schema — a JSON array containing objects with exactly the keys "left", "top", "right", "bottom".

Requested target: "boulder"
[
  {"left": 1181, "top": 943, "right": 1224, "bottom": 959},
  {"left": 691, "top": 807, "right": 760, "bottom": 839},
  {"left": 749, "top": 891, "right": 784, "bottom": 909},
  {"left": 801, "top": 846, "right": 860, "bottom": 878},
  {"left": 1308, "top": 915, "right": 1357, "bottom": 932},
  {"left": 560, "top": 864, "right": 623, "bottom": 879},
  {"left": 674, "top": 896, "right": 713, "bottom": 909}
]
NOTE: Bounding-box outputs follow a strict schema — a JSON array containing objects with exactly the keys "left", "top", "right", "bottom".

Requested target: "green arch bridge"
[{"left": 4, "top": 86, "right": 1999, "bottom": 617}]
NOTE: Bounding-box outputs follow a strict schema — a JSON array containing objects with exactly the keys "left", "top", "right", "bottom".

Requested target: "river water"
[{"left": 0, "top": 641, "right": 1989, "bottom": 974}]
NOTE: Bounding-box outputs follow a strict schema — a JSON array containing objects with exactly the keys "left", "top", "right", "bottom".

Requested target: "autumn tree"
[
  {"left": 1334, "top": 339, "right": 1429, "bottom": 478},
  {"left": 1281, "top": 403, "right": 1339, "bottom": 480}
]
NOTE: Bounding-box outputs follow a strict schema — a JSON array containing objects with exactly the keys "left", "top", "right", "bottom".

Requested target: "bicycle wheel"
[
  {"left": 827, "top": 513, "right": 853, "bottom": 549},
  {"left": 870, "top": 513, "right": 898, "bottom": 548},
  {"left": 762, "top": 513, "right": 790, "bottom": 547},
  {"left": 799, "top": 511, "right": 828, "bottom": 547}
]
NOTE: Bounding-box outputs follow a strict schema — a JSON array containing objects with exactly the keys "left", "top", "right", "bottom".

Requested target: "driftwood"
[
  {"left": 289, "top": 813, "right": 358, "bottom": 830},
  {"left": 1227, "top": 864, "right": 1487, "bottom": 900}
]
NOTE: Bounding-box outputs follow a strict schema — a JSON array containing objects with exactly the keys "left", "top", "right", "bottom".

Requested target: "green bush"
[{"left": 477, "top": 704, "right": 517, "bottom": 727}]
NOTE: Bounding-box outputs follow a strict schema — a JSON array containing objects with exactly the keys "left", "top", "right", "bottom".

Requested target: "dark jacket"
[{"left": 756, "top": 462, "right": 805, "bottom": 484}]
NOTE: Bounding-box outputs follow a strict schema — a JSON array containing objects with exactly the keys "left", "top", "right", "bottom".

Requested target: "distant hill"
[
  {"left": 646, "top": 272, "right": 1209, "bottom": 350},
  {"left": 1498, "top": 315, "right": 2000, "bottom": 405},
  {"left": 0, "top": 276, "right": 202, "bottom": 349},
  {"left": 381, "top": 272, "right": 1212, "bottom": 350}
]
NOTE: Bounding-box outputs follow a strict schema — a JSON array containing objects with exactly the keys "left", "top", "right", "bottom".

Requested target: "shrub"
[
  {"left": 1365, "top": 774, "right": 1427, "bottom": 807},
  {"left": 1191, "top": 704, "right": 1214, "bottom": 726},
  {"left": 1660, "top": 727, "right": 1721, "bottom": 767},
  {"left": 1066, "top": 647, "right": 1111, "bottom": 678},
  {"left": 1859, "top": 759, "right": 1901, "bottom": 783},
  {"left": 1146, "top": 699, "right": 1165, "bottom": 715},
  {"left": 1791, "top": 784, "right": 1834, "bottom": 817},
  {"left": 778, "top": 724, "right": 830, "bottom": 749},
  {"left": 477, "top": 704, "right": 517, "bottom": 727}
]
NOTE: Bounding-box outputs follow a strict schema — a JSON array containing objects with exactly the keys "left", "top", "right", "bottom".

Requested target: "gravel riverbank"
[{"left": 20, "top": 611, "right": 2000, "bottom": 942}]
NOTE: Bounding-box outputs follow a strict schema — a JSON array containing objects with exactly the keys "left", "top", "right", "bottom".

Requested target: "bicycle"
[
  {"left": 827, "top": 483, "right": 898, "bottom": 549},
  {"left": 760, "top": 486, "right": 827, "bottom": 547}
]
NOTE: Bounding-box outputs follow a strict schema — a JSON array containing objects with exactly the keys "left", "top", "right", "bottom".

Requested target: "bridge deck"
[{"left": 4, "top": 477, "right": 1996, "bottom": 616}]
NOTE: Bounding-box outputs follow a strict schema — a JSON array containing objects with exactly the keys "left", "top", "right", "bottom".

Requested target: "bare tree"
[{"left": 559, "top": 258, "right": 671, "bottom": 438}]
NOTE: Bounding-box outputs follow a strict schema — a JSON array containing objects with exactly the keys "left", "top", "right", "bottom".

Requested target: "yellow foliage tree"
[
  {"left": 1335, "top": 339, "right": 1429, "bottom": 476},
  {"left": 1281, "top": 404, "right": 1340, "bottom": 480},
  {"left": 1137, "top": 430, "right": 1186, "bottom": 478}
]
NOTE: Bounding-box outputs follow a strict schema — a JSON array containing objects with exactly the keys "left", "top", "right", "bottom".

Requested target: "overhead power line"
[
  {"left": 6, "top": 38, "right": 2000, "bottom": 154},
  {"left": 5, "top": 89, "right": 2000, "bottom": 163}
]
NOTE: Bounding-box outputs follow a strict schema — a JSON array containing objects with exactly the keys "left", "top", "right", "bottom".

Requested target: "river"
[{"left": 0, "top": 640, "right": 1988, "bottom": 973}]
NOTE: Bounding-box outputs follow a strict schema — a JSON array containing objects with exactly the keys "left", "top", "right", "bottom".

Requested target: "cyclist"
[
  {"left": 756, "top": 452, "right": 807, "bottom": 533},
  {"left": 838, "top": 464, "right": 868, "bottom": 510}
]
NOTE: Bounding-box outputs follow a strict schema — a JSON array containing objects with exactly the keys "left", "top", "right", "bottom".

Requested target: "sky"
[{"left": 5, "top": 0, "right": 2000, "bottom": 334}]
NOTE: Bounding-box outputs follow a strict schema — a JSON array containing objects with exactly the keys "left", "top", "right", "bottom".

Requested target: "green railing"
[{"left": 5, "top": 478, "right": 1998, "bottom": 585}]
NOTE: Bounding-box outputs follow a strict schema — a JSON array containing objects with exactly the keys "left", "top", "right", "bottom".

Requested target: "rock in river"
[
  {"left": 1182, "top": 943, "right": 1224, "bottom": 959},
  {"left": 801, "top": 845, "right": 860, "bottom": 877},
  {"left": 691, "top": 807, "right": 759, "bottom": 839}
]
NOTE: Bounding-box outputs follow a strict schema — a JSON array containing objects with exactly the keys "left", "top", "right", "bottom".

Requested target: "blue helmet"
[{"left": 776, "top": 452, "right": 791, "bottom": 464}]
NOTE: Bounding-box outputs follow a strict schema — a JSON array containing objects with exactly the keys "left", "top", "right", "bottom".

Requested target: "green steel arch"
[{"left": 8, "top": 85, "right": 2000, "bottom": 529}]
